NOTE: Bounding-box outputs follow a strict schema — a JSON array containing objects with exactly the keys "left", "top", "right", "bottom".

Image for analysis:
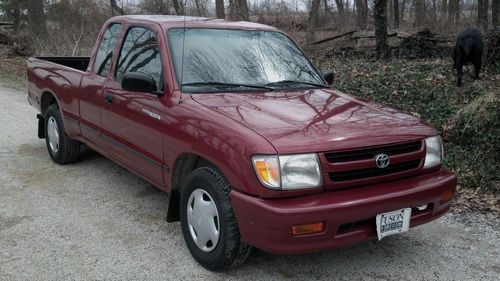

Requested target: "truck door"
[
  {"left": 79, "top": 23, "right": 122, "bottom": 148},
  {"left": 100, "top": 26, "right": 165, "bottom": 188}
]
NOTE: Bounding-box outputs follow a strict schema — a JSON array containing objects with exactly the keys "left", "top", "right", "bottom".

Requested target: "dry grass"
[{"left": 0, "top": 46, "right": 27, "bottom": 88}]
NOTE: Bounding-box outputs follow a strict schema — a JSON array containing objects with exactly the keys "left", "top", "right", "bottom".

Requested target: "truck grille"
[
  {"left": 324, "top": 141, "right": 422, "bottom": 163},
  {"left": 329, "top": 160, "right": 421, "bottom": 182},
  {"left": 322, "top": 140, "right": 424, "bottom": 189}
]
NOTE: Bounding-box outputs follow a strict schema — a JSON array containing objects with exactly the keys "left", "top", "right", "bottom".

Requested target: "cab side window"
[
  {"left": 116, "top": 27, "right": 162, "bottom": 90},
  {"left": 93, "top": 23, "right": 122, "bottom": 76}
]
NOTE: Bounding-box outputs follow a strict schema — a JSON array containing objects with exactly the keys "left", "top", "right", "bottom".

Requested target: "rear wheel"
[
  {"left": 45, "top": 104, "right": 80, "bottom": 164},
  {"left": 180, "top": 167, "right": 251, "bottom": 270}
]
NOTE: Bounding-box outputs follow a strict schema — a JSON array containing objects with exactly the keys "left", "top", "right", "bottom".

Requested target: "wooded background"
[
  {"left": 0, "top": 0, "right": 498, "bottom": 56},
  {"left": 0, "top": 0, "right": 498, "bottom": 210}
]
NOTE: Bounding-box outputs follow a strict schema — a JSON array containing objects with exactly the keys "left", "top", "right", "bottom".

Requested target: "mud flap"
[
  {"left": 37, "top": 114, "right": 45, "bottom": 139},
  {"left": 166, "top": 189, "right": 180, "bottom": 222}
]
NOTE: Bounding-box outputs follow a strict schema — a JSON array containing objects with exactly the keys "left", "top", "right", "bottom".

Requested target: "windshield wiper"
[
  {"left": 182, "top": 82, "right": 274, "bottom": 91},
  {"left": 265, "top": 80, "right": 329, "bottom": 88}
]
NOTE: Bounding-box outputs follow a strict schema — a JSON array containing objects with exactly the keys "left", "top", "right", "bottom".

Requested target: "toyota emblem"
[{"left": 375, "top": 153, "right": 390, "bottom": 168}]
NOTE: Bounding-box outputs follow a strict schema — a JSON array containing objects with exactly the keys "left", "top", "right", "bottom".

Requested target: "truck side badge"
[{"left": 142, "top": 109, "right": 161, "bottom": 120}]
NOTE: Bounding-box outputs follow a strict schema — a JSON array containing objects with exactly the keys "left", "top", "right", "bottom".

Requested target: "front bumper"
[{"left": 231, "top": 169, "right": 456, "bottom": 254}]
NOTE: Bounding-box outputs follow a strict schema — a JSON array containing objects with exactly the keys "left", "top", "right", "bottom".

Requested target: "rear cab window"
[{"left": 93, "top": 23, "right": 122, "bottom": 76}]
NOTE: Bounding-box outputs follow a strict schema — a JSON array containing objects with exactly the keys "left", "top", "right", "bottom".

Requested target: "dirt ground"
[{"left": 0, "top": 81, "right": 499, "bottom": 280}]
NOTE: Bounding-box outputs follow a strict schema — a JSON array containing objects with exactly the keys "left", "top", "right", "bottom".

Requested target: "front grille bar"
[
  {"left": 325, "top": 141, "right": 422, "bottom": 163},
  {"left": 329, "top": 160, "right": 421, "bottom": 182}
]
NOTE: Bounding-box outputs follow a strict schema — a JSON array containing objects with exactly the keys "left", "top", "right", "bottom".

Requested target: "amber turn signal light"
[
  {"left": 440, "top": 189, "right": 454, "bottom": 203},
  {"left": 291, "top": 222, "right": 325, "bottom": 236}
]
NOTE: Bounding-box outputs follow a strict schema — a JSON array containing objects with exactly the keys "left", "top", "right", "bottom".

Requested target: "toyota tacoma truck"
[{"left": 27, "top": 15, "right": 457, "bottom": 270}]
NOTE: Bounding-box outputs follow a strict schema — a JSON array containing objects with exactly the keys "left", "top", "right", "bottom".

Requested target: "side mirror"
[
  {"left": 322, "top": 70, "right": 334, "bottom": 85},
  {"left": 121, "top": 72, "right": 163, "bottom": 96}
]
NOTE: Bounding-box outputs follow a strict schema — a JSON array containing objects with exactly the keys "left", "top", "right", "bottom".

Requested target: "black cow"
[{"left": 452, "top": 27, "right": 484, "bottom": 87}]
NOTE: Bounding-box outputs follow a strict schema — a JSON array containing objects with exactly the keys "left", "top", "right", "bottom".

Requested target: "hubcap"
[
  {"left": 187, "top": 189, "right": 220, "bottom": 252},
  {"left": 47, "top": 116, "right": 60, "bottom": 153}
]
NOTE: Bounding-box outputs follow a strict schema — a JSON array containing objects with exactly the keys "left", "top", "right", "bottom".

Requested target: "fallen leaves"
[{"left": 454, "top": 186, "right": 500, "bottom": 216}]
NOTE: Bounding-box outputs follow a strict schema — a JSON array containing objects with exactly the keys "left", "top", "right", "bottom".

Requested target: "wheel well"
[
  {"left": 41, "top": 91, "right": 57, "bottom": 116},
  {"left": 166, "top": 153, "right": 217, "bottom": 222}
]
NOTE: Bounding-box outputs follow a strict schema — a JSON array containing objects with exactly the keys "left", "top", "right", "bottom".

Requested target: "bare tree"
[
  {"left": 216, "top": 0, "right": 225, "bottom": 19},
  {"left": 440, "top": 0, "right": 447, "bottom": 16},
  {"left": 11, "top": 0, "right": 21, "bottom": 32},
  {"left": 415, "top": 0, "right": 425, "bottom": 27},
  {"left": 493, "top": 0, "right": 500, "bottom": 26},
  {"left": 477, "top": 0, "right": 489, "bottom": 31},
  {"left": 448, "top": 0, "right": 460, "bottom": 24},
  {"left": 334, "top": 0, "right": 345, "bottom": 15},
  {"left": 27, "top": 0, "right": 48, "bottom": 37},
  {"left": 323, "top": 0, "right": 334, "bottom": 18},
  {"left": 194, "top": 0, "right": 203, "bottom": 16},
  {"left": 307, "top": 0, "right": 321, "bottom": 43},
  {"left": 393, "top": 0, "right": 400, "bottom": 28},
  {"left": 172, "top": 0, "right": 185, "bottom": 15},
  {"left": 229, "top": 0, "right": 249, "bottom": 21},
  {"left": 401, "top": 0, "right": 407, "bottom": 22},
  {"left": 374, "top": 0, "right": 390, "bottom": 58},
  {"left": 388, "top": 0, "right": 393, "bottom": 26},
  {"left": 110, "top": 0, "right": 125, "bottom": 15},
  {"left": 355, "top": 0, "right": 368, "bottom": 29}
]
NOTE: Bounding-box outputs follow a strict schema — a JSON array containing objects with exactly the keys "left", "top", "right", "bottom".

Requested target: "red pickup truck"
[{"left": 27, "top": 15, "right": 456, "bottom": 270}]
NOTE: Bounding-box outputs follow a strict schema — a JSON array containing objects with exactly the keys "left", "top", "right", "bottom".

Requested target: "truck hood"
[{"left": 191, "top": 89, "right": 436, "bottom": 154}]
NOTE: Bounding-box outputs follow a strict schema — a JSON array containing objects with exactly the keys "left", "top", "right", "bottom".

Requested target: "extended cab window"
[
  {"left": 94, "top": 23, "right": 122, "bottom": 76},
  {"left": 116, "top": 27, "right": 162, "bottom": 90}
]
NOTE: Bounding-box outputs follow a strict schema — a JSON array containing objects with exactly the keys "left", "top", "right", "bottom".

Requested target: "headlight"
[
  {"left": 423, "top": 136, "right": 443, "bottom": 169},
  {"left": 252, "top": 154, "right": 322, "bottom": 190}
]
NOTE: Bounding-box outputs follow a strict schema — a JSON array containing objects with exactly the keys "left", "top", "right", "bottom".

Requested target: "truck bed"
[{"left": 35, "top": 57, "right": 90, "bottom": 72}]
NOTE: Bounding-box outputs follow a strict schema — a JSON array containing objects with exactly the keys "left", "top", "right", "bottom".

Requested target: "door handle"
[{"left": 104, "top": 92, "right": 113, "bottom": 104}]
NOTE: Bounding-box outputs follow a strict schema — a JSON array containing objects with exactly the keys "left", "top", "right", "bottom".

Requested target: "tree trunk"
[
  {"left": 229, "top": 0, "right": 249, "bottom": 21},
  {"left": 431, "top": 0, "right": 437, "bottom": 22},
  {"left": 12, "top": 0, "right": 21, "bottom": 32},
  {"left": 355, "top": 0, "right": 368, "bottom": 29},
  {"left": 110, "top": 0, "right": 125, "bottom": 15},
  {"left": 323, "top": 0, "right": 334, "bottom": 18},
  {"left": 415, "top": 0, "right": 425, "bottom": 27},
  {"left": 334, "top": 0, "right": 344, "bottom": 15},
  {"left": 448, "top": 0, "right": 460, "bottom": 24},
  {"left": 394, "top": 0, "right": 400, "bottom": 28},
  {"left": 440, "top": 0, "right": 447, "bottom": 17},
  {"left": 374, "top": 0, "right": 390, "bottom": 59},
  {"left": 493, "top": 0, "right": 500, "bottom": 26},
  {"left": 362, "top": 0, "right": 368, "bottom": 28},
  {"left": 27, "top": 0, "right": 47, "bottom": 37},
  {"left": 477, "top": 0, "right": 489, "bottom": 31},
  {"left": 172, "top": 0, "right": 185, "bottom": 15},
  {"left": 401, "top": 0, "right": 406, "bottom": 22},
  {"left": 307, "top": 0, "right": 321, "bottom": 43},
  {"left": 388, "top": 0, "right": 394, "bottom": 27},
  {"left": 194, "top": 0, "right": 203, "bottom": 16},
  {"left": 216, "top": 0, "right": 226, "bottom": 19}
]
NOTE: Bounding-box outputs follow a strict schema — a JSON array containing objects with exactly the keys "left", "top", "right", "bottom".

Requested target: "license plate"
[{"left": 376, "top": 208, "right": 411, "bottom": 240}]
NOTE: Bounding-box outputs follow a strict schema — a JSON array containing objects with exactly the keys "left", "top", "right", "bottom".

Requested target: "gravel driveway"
[{"left": 0, "top": 82, "right": 499, "bottom": 281}]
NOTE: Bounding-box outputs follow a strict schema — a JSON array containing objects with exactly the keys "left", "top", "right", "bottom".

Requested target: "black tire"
[
  {"left": 45, "top": 104, "right": 80, "bottom": 164},
  {"left": 180, "top": 167, "right": 251, "bottom": 270}
]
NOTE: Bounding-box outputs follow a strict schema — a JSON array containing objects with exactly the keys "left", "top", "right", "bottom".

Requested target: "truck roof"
[{"left": 111, "top": 15, "right": 278, "bottom": 31}]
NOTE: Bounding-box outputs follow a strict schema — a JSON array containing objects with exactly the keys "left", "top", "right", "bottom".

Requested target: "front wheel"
[
  {"left": 45, "top": 104, "right": 80, "bottom": 164},
  {"left": 180, "top": 167, "right": 251, "bottom": 270}
]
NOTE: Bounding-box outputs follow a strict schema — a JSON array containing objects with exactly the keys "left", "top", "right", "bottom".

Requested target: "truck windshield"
[{"left": 167, "top": 28, "right": 325, "bottom": 92}]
